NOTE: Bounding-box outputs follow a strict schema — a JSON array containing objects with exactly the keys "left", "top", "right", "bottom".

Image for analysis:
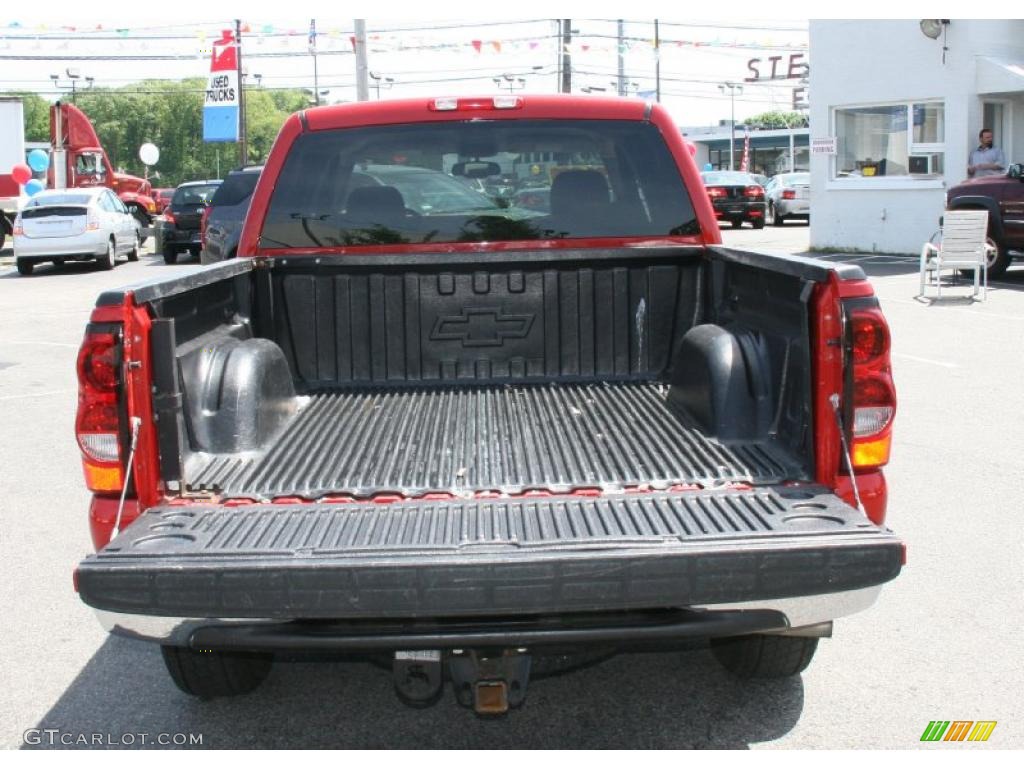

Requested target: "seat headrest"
[
  {"left": 550, "top": 170, "right": 611, "bottom": 218},
  {"left": 346, "top": 185, "right": 406, "bottom": 220}
]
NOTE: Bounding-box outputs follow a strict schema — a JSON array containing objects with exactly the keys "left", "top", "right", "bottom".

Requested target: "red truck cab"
[{"left": 49, "top": 102, "right": 157, "bottom": 230}]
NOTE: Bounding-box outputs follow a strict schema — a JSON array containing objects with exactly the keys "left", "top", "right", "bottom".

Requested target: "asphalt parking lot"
[{"left": 1, "top": 224, "right": 1022, "bottom": 748}]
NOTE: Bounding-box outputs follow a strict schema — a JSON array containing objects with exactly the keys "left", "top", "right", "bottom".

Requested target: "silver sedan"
[
  {"left": 765, "top": 172, "right": 810, "bottom": 226},
  {"left": 13, "top": 187, "right": 141, "bottom": 276}
]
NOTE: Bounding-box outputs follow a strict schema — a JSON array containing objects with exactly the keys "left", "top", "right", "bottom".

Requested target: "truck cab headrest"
[{"left": 550, "top": 170, "right": 611, "bottom": 219}]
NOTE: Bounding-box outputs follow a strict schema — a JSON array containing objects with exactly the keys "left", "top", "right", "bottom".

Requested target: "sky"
[{"left": 0, "top": 10, "right": 810, "bottom": 129}]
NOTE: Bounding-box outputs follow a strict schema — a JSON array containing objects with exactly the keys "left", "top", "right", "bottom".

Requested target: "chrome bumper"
[{"left": 95, "top": 585, "right": 882, "bottom": 646}]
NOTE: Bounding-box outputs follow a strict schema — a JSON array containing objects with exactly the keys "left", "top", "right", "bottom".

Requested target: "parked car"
[
  {"left": 160, "top": 179, "right": 221, "bottom": 264},
  {"left": 201, "top": 166, "right": 262, "bottom": 264},
  {"left": 945, "top": 163, "right": 1024, "bottom": 278},
  {"left": 700, "top": 170, "right": 766, "bottom": 228},
  {"left": 765, "top": 172, "right": 810, "bottom": 226},
  {"left": 12, "top": 187, "right": 140, "bottom": 275},
  {"left": 74, "top": 95, "right": 901, "bottom": 712}
]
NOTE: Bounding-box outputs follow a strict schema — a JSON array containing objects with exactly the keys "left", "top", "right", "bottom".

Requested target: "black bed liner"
[
  {"left": 185, "top": 382, "right": 801, "bottom": 500},
  {"left": 77, "top": 485, "right": 902, "bottom": 619}
]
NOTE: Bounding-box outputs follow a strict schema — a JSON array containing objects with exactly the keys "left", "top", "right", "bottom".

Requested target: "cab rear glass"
[
  {"left": 211, "top": 171, "right": 261, "bottom": 207},
  {"left": 260, "top": 119, "right": 699, "bottom": 248}
]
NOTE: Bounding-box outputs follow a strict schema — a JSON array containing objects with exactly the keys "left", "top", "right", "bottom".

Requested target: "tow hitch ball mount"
[{"left": 393, "top": 649, "right": 532, "bottom": 716}]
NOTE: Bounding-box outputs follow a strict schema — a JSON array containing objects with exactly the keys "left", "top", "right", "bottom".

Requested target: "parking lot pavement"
[{"left": 2, "top": 231, "right": 1022, "bottom": 749}]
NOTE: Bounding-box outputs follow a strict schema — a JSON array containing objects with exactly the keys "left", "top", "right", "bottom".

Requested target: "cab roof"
[{"left": 302, "top": 94, "right": 653, "bottom": 132}]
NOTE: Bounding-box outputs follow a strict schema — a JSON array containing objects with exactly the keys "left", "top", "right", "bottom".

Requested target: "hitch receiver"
[{"left": 449, "top": 649, "right": 532, "bottom": 716}]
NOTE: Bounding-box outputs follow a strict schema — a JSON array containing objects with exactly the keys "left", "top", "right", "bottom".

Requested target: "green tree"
[
  {"left": 7, "top": 80, "right": 313, "bottom": 186},
  {"left": 743, "top": 111, "right": 808, "bottom": 130}
]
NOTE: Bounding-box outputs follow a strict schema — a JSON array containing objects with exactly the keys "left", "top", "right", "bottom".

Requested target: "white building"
[{"left": 810, "top": 20, "right": 1024, "bottom": 254}]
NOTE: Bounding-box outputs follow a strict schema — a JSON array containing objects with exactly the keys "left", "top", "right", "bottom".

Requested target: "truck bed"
[{"left": 185, "top": 381, "right": 800, "bottom": 500}]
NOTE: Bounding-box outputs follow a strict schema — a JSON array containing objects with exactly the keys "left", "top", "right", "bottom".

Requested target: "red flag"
[{"left": 471, "top": 40, "right": 482, "bottom": 53}]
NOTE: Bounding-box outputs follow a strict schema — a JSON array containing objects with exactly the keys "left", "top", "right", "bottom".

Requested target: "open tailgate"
[{"left": 77, "top": 486, "right": 902, "bottom": 620}]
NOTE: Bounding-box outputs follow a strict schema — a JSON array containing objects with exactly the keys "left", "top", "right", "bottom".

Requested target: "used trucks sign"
[{"left": 202, "top": 30, "right": 239, "bottom": 143}]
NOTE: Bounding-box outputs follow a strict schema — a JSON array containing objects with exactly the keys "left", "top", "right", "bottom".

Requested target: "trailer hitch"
[
  {"left": 449, "top": 649, "right": 532, "bottom": 716},
  {"left": 392, "top": 648, "right": 532, "bottom": 715}
]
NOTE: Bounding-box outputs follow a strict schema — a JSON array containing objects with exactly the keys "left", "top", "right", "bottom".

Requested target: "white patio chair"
[{"left": 919, "top": 210, "right": 993, "bottom": 300}]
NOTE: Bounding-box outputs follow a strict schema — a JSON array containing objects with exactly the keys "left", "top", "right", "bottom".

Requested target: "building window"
[{"left": 833, "top": 101, "right": 944, "bottom": 179}]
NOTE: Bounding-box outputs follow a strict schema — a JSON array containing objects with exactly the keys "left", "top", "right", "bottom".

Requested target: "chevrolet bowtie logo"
[{"left": 431, "top": 307, "right": 534, "bottom": 347}]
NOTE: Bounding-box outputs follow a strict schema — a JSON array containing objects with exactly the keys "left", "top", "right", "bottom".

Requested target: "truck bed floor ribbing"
[{"left": 186, "top": 382, "right": 800, "bottom": 500}]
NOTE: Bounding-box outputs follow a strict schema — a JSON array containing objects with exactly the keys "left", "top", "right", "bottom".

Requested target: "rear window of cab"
[{"left": 260, "top": 119, "right": 699, "bottom": 249}]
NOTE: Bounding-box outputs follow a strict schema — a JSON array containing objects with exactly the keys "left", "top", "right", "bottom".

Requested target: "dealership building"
[
  {"left": 686, "top": 124, "right": 810, "bottom": 177},
  {"left": 809, "top": 19, "right": 1024, "bottom": 254}
]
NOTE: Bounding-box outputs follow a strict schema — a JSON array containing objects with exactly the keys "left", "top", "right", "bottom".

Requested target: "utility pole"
[
  {"left": 236, "top": 19, "right": 246, "bottom": 167},
  {"left": 719, "top": 82, "right": 743, "bottom": 171},
  {"left": 560, "top": 19, "right": 572, "bottom": 94},
  {"left": 616, "top": 19, "right": 625, "bottom": 96},
  {"left": 310, "top": 19, "right": 320, "bottom": 106},
  {"left": 354, "top": 19, "right": 369, "bottom": 102},
  {"left": 654, "top": 19, "right": 661, "bottom": 102}
]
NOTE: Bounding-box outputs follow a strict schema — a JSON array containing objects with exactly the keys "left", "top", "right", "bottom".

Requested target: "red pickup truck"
[{"left": 73, "top": 95, "right": 901, "bottom": 715}]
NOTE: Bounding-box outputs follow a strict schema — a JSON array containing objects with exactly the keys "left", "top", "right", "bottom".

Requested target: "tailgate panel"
[{"left": 78, "top": 487, "right": 902, "bottom": 619}]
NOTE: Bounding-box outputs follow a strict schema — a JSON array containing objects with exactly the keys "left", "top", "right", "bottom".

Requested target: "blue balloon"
[
  {"left": 703, "top": 163, "right": 713, "bottom": 172},
  {"left": 27, "top": 148, "right": 50, "bottom": 172},
  {"left": 24, "top": 179, "right": 45, "bottom": 196}
]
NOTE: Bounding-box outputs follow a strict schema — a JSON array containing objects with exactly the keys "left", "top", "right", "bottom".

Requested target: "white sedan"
[{"left": 13, "top": 187, "right": 141, "bottom": 276}]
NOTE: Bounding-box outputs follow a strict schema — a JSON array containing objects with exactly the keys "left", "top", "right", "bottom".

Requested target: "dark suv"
[
  {"left": 947, "top": 164, "right": 1024, "bottom": 277},
  {"left": 160, "top": 180, "right": 221, "bottom": 264},
  {"left": 201, "top": 166, "right": 262, "bottom": 264}
]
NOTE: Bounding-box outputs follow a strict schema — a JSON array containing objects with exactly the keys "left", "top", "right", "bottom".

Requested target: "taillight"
[
  {"left": 13, "top": 217, "right": 23, "bottom": 236},
  {"left": 847, "top": 303, "right": 896, "bottom": 470},
  {"left": 164, "top": 209, "right": 175, "bottom": 224},
  {"left": 745, "top": 185, "right": 764, "bottom": 198},
  {"left": 850, "top": 308, "right": 889, "bottom": 365},
  {"left": 87, "top": 211, "right": 100, "bottom": 231},
  {"left": 75, "top": 328, "right": 124, "bottom": 492},
  {"left": 782, "top": 189, "right": 797, "bottom": 200},
  {"left": 706, "top": 187, "right": 726, "bottom": 199}
]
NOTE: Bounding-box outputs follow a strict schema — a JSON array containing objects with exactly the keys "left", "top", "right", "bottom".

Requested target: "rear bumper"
[
  {"left": 77, "top": 487, "right": 902, "bottom": 635},
  {"left": 776, "top": 199, "right": 810, "bottom": 217},
  {"left": 96, "top": 586, "right": 880, "bottom": 649},
  {"left": 14, "top": 231, "right": 107, "bottom": 259},
  {"left": 711, "top": 202, "right": 766, "bottom": 220},
  {"left": 160, "top": 226, "right": 201, "bottom": 248}
]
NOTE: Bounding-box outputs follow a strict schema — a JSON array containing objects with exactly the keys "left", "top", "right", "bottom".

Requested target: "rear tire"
[
  {"left": 966, "top": 235, "right": 1011, "bottom": 280},
  {"left": 771, "top": 204, "right": 786, "bottom": 227},
  {"left": 96, "top": 239, "right": 114, "bottom": 271},
  {"left": 127, "top": 205, "right": 149, "bottom": 246},
  {"left": 730, "top": 219, "right": 744, "bottom": 229},
  {"left": 161, "top": 645, "right": 272, "bottom": 700},
  {"left": 162, "top": 245, "right": 178, "bottom": 265},
  {"left": 16, "top": 259, "right": 33, "bottom": 276},
  {"left": 710, "top": 634, "right": 819, "bottom": 679},
  {"left": 752, "top": 218, "right": 765, "bottom": 230}
]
